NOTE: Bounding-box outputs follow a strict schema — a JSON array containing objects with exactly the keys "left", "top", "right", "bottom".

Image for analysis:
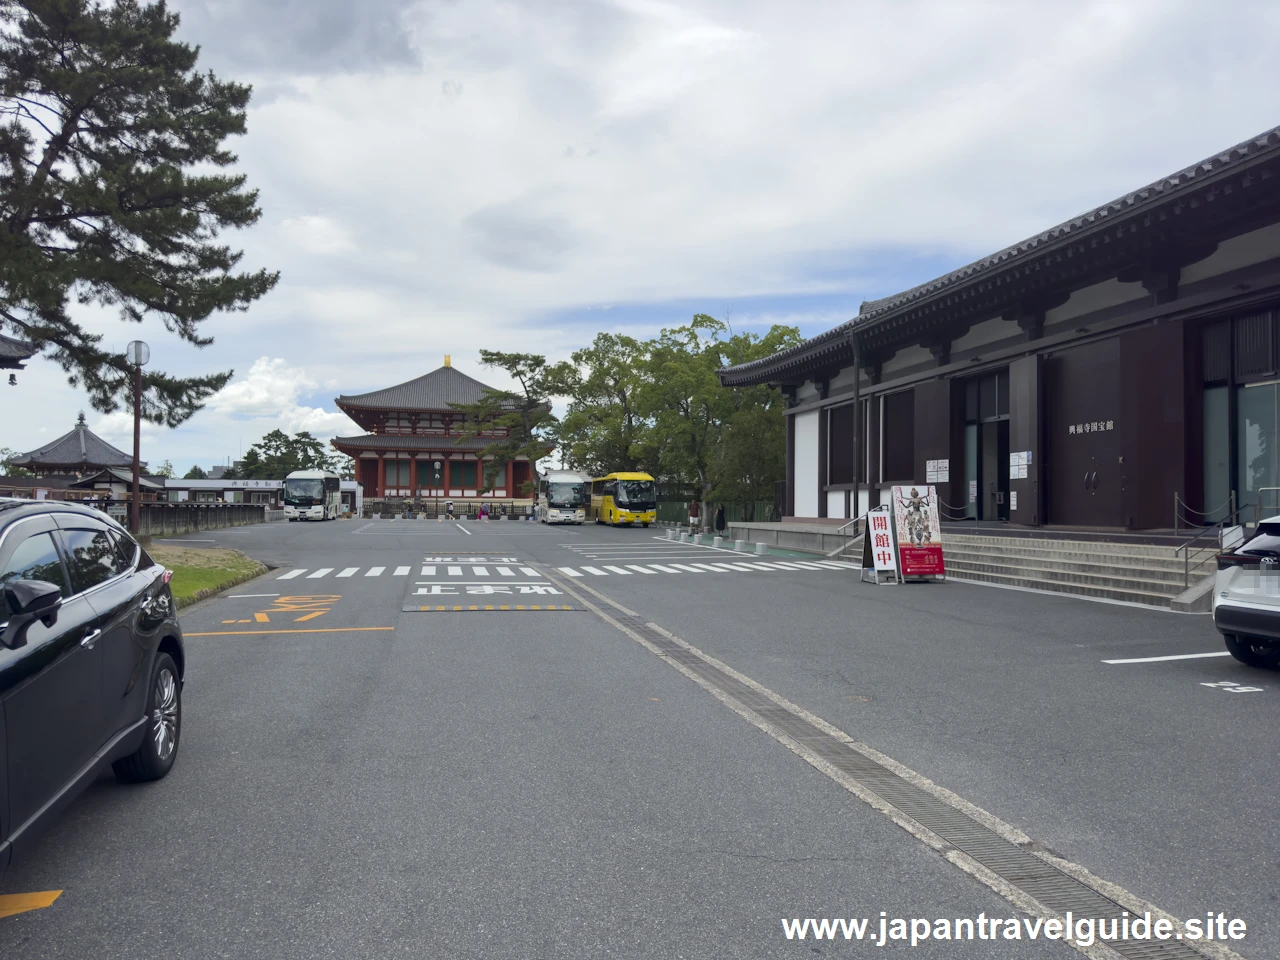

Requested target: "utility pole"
[{"left": 126, "top": 341, "right": 149, "bottom": 534}]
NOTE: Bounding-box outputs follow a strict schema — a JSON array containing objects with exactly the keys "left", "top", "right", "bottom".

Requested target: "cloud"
[
  {"left": 279, "top": 215, "right": 356, "bottom": 256},
  {"left": 209, "top": 357, "right": 358, "bottom": 437},
  {"left": 9, "top": 0, "right": 1280, "bottom": 476}
]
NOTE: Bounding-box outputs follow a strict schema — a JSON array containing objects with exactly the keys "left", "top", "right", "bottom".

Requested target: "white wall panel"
[
  {"left": 793, "top": 411, "right": 820, "bottom": 518},
  {"left": 827, "top": 490, "right": 847, "bottom": 519}
]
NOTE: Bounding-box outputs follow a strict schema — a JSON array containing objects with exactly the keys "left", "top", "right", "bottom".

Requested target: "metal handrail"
[
  {"left": 937, "top": 495, "right": 1007, "bottom": 526},
  {"left": 827, "top": 513, "right": 867, "bottom": 557},
  {"left": 1175, "top": 503, "right": 1247, "bottom": 588}
]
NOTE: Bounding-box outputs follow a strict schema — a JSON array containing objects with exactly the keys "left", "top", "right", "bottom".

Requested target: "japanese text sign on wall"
[
  {"left": 891, "top": 485, "right": 945, "bottom": 578},
  {"left": 1068, "top": 420, "right": 1114, "bottom": 435}
]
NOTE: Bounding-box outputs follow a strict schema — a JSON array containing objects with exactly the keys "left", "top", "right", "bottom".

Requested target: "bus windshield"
[
  {"left": 548, "top": 482, "right": 586, "bottom": 507},
  {"left": 283, "top": 478, "right": 324, "bottom": 503},
  {"left": 615, "top": 480, "right": 655, "bottom": 507}
]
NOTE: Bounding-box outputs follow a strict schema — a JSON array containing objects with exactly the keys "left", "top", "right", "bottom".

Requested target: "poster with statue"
[{"left": 890, "top": 485, "right": 945, "bottom": 578}]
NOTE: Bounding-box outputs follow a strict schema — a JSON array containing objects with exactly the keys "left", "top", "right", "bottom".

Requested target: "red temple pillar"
[
  {"left": 506, "top": 460, "right": 514, "bottom": 498},
  {"left": 409, "top": 457, "right": 418, "bottom": 497},
  {"left": 376, "top": 454, "right": 385, "bottom": 497}
]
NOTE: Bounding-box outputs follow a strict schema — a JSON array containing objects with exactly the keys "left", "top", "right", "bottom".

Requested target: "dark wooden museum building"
[{"left": 719, "top": 124, "right": 1280, "bottom": 531}]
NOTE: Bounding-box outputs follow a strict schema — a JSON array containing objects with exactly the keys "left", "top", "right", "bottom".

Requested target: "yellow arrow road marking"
[{"left": 0, "top": 890, "right": 61, "bottom": 919}]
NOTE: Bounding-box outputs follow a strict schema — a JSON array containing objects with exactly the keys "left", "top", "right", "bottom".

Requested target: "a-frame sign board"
[{"left": 859, "top": 505, "right": 900, "bottom": 585}]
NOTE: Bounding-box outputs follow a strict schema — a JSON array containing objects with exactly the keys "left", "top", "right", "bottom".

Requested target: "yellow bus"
[{"left": 590, "top": 472, "right": 657, "bottom": 527}]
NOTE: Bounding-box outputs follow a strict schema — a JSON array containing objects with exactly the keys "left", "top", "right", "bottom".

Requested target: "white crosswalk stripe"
[
  {"left": 365, "top": 566, "right": 385, "bottom": 577},
  {"left": 336, "top": 567, "right": 359, "bottom": 578},
  {"left": 277, "top": 569, "right": 306, "bottom": 579},
  {"left": 421, "top": 565, "right": 436, "bottom": 576},
  {"left": 394, "top": 566, "right": 411, "bottom": 576},
  {"left": 548, "top": 558, "right": 855, "bottom": 581},
  {"left": 306, "top": 568, "right": 333, "bottom": 578}
]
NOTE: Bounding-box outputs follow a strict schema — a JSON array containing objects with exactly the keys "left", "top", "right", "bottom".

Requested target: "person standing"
[
  {"left": 688, "top": 499, "right": 700, "bottom": 536},
  {"left": 714, "top": 503, "right": 726, "bottom": 537}
]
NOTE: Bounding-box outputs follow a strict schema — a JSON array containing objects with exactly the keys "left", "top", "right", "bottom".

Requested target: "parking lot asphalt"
[{"left": 2, "top": 516, "right": 1273, "bottom": 958}]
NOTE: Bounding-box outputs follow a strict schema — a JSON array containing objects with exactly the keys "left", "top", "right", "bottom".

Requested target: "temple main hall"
[{"left": 331, "top": 358, "right": 534, "bottom": 501}]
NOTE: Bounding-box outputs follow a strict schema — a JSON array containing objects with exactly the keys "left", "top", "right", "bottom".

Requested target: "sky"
[{"left": 5, "top": 0, "right": 1280, "bottom": 475}]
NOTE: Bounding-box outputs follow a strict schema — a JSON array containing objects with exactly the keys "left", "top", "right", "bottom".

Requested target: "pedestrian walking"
[
  {"left": 714, "top": 503, "right": 726, "bottom": 536},
  {"left": 688, "top": 499, "right": 700, "bottom": 535}
]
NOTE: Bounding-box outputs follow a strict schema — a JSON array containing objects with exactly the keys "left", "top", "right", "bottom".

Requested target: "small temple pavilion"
[
  {"left": 0, "top": 332, "right": 36, "bottom": 372},
  {"left": 10, "top": 412, "right": 140, "bottom": 477},
  {"left": 331, "top": 358, "right": 535, "bottom": 500}
]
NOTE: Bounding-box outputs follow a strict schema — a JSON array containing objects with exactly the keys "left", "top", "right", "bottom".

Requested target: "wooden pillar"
[
  {"left": 817, "top": 406, "right": 829, "bottom": 517},
  {"left": 409, "top": 457, "right": 418, "bottom": 498},
  {"left": 506, "top": 460, "right": 514, "bottom": 497},
  {"left": 785, "top": 413, "right": 795, "bottom": 518},
  {"left": 376, "top": 454, "right": 385, "bottom": 497},
  {"left": 444, "top": 458, "right": 452, "bottom": 493}
]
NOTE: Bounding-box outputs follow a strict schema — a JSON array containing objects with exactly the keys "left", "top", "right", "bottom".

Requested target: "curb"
[{"left": 174, "top": 561, "right": 271, "bottom": 610}]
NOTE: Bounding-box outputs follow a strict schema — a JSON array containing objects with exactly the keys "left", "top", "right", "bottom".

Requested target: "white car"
[{"left": 1213, "top": 517, "right": 1280, "bottom": 668}]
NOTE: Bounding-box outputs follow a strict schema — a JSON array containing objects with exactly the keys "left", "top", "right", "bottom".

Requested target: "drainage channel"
[{"left": 606, "top": 608, "right": 1215, "bottom": 960}]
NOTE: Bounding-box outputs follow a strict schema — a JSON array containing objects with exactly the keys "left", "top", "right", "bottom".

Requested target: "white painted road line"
[
  {"left": 336, "top": 567, "right": 359, "bottom": 578},
  {"left": 625, "top": 565, "right": 659, "bottom": 574},
  {"left": 306, "top": 568, "right": 334, "bottom": 579},
  {"left": 691, "top": 564, "right": 725, "bottom": 572},
  {"left": 520, "top": 567, "right": 539, "bottom": 577},
  {"left": 670, "top": 564, "right": 704, "bottom": 573},
  {"left": 1103, "top": 651, "right": 1232, "bottom": 664},
  {"left": 558, "top": 567, "right": 584, "bottom": 578},
  {"left": 603, "top": 565, "right": 633, "bottom": 575},
  {"left": 394, "top": 566, "right": 411, "bottom": 576},
  {"left": 648, "top": 564, "right": 680, "bottom": 573},
  {"left": 365, "top": 567, "right": 385, "bottom": 577},
  {"left": 497, "top": 566, "right": 514, "bottom": 576},
  {"left": 228, "top": 593, "right": 280, "bottom": 598},
  {"left": 455, "top": 523, "right": 472, "bottom": 535},
  {"left": 581, "top": 566, "right": 608, "bottom": 576},
  {"left": 474, "top": 566, "right": 489, "bottom": 576},
  {"left": 277, "top": 569, "right": 306, "bottom": 580},
  {"left": 421, "top": 565, "right": 436, "bottom": 576},
  {"left": 448, "top": 566, "right": 463, "bottom": 576}
]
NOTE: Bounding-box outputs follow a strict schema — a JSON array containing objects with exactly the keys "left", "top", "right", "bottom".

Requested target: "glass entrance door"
[{"left": 1239, "top": 380, "right": 1280, "bottom": 523}]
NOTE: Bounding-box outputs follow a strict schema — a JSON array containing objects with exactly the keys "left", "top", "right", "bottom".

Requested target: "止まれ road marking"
[
  {"left": 0, "top": 890, "right": 62, "bottom": 920},
  {"left": 1103, "top": 651, "right": 1232, "bottom": 664}
]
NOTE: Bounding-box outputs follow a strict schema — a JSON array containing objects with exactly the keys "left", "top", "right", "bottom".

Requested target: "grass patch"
[{"left": 149, "top": 546, "right": 265, "bottom": 604}]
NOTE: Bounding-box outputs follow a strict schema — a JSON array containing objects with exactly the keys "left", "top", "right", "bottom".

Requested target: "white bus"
[
  {"left": 536, "top": 470, "right": 590, "bottom": 524},
  {"left": 282, "top": 469, "right": 342, "bottom": 520}
]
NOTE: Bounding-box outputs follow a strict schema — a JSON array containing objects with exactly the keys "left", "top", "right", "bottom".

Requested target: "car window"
[
  {"left": 1, "top": 532, "right": 71, "bottom": 618},
  {"left": 1236, "top": 531, "right": 1280, "bottom": 558},
  {"left": 59, "top": 527, "right": 127, "bottom": 594},
  {"left": 109, "top": 529, "right": 138, "bottom": 569}
]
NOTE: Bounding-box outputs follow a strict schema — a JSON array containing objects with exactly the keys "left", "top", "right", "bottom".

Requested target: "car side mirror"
[{"left": 1, "top": 580, "right": 63, "bottom": 650}]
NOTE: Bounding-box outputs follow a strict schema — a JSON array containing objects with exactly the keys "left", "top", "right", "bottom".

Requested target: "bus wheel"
[{"left": 642, "top": 522, "right": 650, "bottom": 528}]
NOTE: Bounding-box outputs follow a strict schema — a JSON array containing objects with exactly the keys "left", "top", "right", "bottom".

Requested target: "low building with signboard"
[
  {"left": 719, "top": 124, "right": 1280, "bottom": 534},
  {"left": 159, "top": 478, "right": 363, "bottom": 515}
]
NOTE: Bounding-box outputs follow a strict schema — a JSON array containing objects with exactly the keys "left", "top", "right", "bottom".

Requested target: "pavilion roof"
[
  {"left": 336, "top": 365, "right": 501, "bottom": 413},
  {"left": 0, "top": 332, "right": 36, "bottom": 369},
  {"left": 11, "top": 413, "right": 140, "bottom": 471}
]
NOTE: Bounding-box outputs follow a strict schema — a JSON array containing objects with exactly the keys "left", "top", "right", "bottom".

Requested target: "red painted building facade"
[{"left": 331, "top": 360, "right": 534, "bottom": 500}]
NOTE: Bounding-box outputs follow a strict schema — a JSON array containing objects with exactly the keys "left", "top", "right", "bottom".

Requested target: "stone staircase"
[{"left": 839, "top": 531, "right": 1214, "bottom": 608}]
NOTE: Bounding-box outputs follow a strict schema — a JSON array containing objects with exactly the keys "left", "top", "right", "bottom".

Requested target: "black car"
[{"left": 0, "top": 499, "right": 184, "bottom": 876}]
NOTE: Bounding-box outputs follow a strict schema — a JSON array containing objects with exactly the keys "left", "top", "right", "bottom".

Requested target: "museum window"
[{"left": 827, "top": 404, "right": 855, "bottom": 485}]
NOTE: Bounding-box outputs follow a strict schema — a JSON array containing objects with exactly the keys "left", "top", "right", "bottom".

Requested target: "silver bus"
[
  {"left": 283, "top": 469, "right": 342, "bottom": 520},
  {"left": 536, "top": 470, "right": 589, "bottom": 524}
]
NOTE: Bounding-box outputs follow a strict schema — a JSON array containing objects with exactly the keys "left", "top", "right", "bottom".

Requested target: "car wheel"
[
  {"left": 113, "top": 652, "right": 182, "bottom": 783},
  {"left": 1223, "top": 633, "right": 1280, "bottom": 669}
]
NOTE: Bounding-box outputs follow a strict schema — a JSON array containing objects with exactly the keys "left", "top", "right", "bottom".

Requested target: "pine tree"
[{"left": 0, "top": 0, "right": 278, "bottom": 425}]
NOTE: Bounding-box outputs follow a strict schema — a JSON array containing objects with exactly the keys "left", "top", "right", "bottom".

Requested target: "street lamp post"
[
  {"left": 126, "top": 340, "right": 149, "bottom": 534},
  {"left": 433, "top": 460, "right": 442, "bottom": 518}
]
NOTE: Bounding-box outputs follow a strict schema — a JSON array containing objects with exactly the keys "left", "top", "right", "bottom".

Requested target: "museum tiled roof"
[
  {"left": 11, "top": 413, "right": 139, "bottom": 471},
  {"left": 330, "top": 434, "right": 497, "bottom": 452},
  {"left": 336, "top": 365, "right": 501, "bottom": 412},
  {"left": 720, "top": 123, "right": 1280, "bottom": 386}
]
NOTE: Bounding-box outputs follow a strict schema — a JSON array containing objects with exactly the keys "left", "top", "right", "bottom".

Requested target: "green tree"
[
  {"left": 0, "top": 0, "right": 278, "bottom": 426},
  {"left": 556, "top": 332, "right": 651, "bottom": 477},
  {"left": 0, "top": 445, "right": 33, "bottom": 476},
  {"left": 182, "top": 464, "right": 207, "bottom": 479},
  {"left": 153, "top": 458, "right": 173, "bottom": 477},
  {"left": 634, "top": 315, "right": 800, "bottom": 519},
  {"left": 233, "top": 430, "right": 339, "bottom": 479},
  {"left": 452, "top": 350, "right": 573, "bottom": 495}
]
